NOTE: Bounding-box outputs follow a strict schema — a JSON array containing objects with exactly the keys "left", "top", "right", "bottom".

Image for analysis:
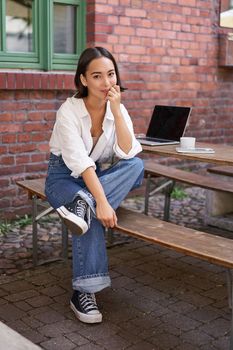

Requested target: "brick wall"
[
  {"left": 1, "top": 0, "right": 233, "bottom": 218},
  {"left": 0, "top": 74, "right": 74, "bottom": 218}
]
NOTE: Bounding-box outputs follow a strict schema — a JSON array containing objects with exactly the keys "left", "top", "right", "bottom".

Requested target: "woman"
[{"left": 45, "top": 47, "right": 144, "bottom": 324}]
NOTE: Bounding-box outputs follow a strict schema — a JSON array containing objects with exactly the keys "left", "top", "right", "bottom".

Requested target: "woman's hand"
[
  {"left": 96, "top": 198, "right": 118, "bottom": 228},
  {"left": 107, "top": 85, "right": 121, "bottom": 116}
]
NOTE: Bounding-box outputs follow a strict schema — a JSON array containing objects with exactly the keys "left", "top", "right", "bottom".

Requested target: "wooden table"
[
  {"left": 142, "top": 142, "right": 233, "bottom": 166},
  {"left": 142, "top": 141, "right": 233, "bottom": 350}
]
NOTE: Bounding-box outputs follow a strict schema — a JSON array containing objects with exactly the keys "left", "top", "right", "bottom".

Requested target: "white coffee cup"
[{"left": 180, "top": 137, "right": 196, "bottom": 149}]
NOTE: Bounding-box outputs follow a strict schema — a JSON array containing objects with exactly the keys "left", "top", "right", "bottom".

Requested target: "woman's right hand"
[{"left": 96, "top": 198, "right": 117, "bottom": 228}]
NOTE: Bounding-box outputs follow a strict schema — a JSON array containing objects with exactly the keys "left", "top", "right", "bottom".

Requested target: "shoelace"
[
  {"left": 75, "top": 199, "right": 91, "bottom": 227},
  {"left": 79, "top": 293, "right": 98, "bottom": 313}
]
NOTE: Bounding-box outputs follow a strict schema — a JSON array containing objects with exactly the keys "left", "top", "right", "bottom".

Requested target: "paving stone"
[
  {"left": 34, "top": 310, "right": 66, "bottom": 324},
  {"left": 66, "top": 332, "right": 90, "bottom": 346},
  {"left": 28, "top": 306, "right": 53, "bottom": 316},
  {"left": 126, "top": 340, "right": 158, "bottom": 350},
  {"left": 40, "top": 285, "right": 66, "bottom": 297},
  {"left": 0, "top": 280, "right": 34, "bottom": 292},
  {"left": 201, "top": 317, "right": 230, "bottom": 338},
  {"left": 76, "top": 343, "right": 104, "bottom": 350},
  {"left": 5, "top": 319, "right": 31, "bottom": 333},
  {"left": 182, "top": 329, "right": 215, "bottom": 346},
  {"left": 190, "top": 305, "right": 223, "bottom": 322},
  {"left": 167, "top": 300, "right": 197, "bottom": 314},
  {"left": 21, "top": 329, "right": 48, "bottom": 344},
  {"left": 77, "top": 322, "right": 120, "bottom": 341},
  {"left": 96, "top": 334, "right": 131, "bottom": 349},
  {"left": 38, "top": 319, "right": 79, "bottom": 338},
  {"left": 0, "top": 296, "right": 8, "bottom": 305},
  {"left": 4, "top": 289, "right": 40, "bottom": 302},
  {"left": 149, "top": 332, "right": 181, "bottom": 349},
  {"left": 0, "top": 187, "right": 232, "bottom": 349},
  {"left": 0, "top": 303, "right": 27, "bottom": 321},
  {"left": 161, "top": 310, "right": 201, "bottom": 332},
  {"left": 212, "top": 335, "right": 230, "bottom": 350},
  {"left": 40, "top": 335, "right": 76, "bottom": 350},
  {"left": 16, "top": 300, "right": 33, "bottom": 311},
  {"left": 26, "top": 295, "right": 53, "bottom": 307},
  {"left": 22, "top": 315, "right": 44, "bottom": 328}
]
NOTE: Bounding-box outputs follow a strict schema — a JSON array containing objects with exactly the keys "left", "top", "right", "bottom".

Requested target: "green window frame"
[{"left": 0, "top": 0, "right": 86, "bottom": 70}]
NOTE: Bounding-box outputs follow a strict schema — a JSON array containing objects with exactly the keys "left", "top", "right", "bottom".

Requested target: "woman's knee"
[{"left": 128, "top": 157, "right": 144, "bottom": 174}]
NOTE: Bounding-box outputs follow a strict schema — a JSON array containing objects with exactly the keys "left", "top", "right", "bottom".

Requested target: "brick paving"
[
  {"left": 0, "top": 237, "right": 231, "bottom": 349},
  {"left": 0, "top": 187, "right": 232, "bottom": 349}
]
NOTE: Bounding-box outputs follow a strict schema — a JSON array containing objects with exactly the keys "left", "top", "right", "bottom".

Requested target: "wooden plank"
[
  {"left": 207, "top": 166, "right": 233, "bottom": 177},
  {"left": 16, "top": 178, "right": 46, "bottom": 200},
  {"left": 142, "top": 142, "right": 233, "bottom": 166},
  {"left": 144, "top": 161, "right": 233, "bottom": 193},
  {"left": 116, "top": 208, "right": 233, "bottom": 269}
]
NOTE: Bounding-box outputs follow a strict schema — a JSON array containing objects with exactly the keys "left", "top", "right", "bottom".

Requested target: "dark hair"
[{"left": 74, "top": 47, "right": 126, "bottom": 98}]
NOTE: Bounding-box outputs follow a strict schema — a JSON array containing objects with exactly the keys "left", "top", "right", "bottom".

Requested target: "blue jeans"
[{"left": 45, "top": 153, "right": 144, "bottom": 293}]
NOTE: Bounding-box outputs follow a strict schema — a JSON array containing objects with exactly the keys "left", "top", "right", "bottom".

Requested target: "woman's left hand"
[{"left": 107, "top": 85, "right": 121, "bottom": 116}]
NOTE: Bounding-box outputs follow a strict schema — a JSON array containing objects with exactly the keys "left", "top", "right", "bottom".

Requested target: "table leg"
[
  {"left": 32, "top": 195, "right": 38, "bottom": 266},
  {"left": 61, "top": 221, "right": 68, "bottom": 260},
  {"left": 163, "top": 180, "right": 175, "bottom": 221},
  {"left": 226, "top": 269, "right": 233, "bottom": 350}
]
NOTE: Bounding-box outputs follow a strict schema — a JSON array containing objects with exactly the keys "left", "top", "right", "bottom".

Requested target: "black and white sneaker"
[
  {"left": 70, "top": 290, "right": 102, "bottom": 324},
  {"left": 57, "top": 196, "right": 91, "bottom": 235}
]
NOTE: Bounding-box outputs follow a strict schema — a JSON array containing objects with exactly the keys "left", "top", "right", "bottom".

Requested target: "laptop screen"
[{"left": 146, "top": 105, "right": 191, "bottom": 141}]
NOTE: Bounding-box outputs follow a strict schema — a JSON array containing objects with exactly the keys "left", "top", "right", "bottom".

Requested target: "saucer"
[{"left": 176, "top": 147, "right": 215, "bottom": 154}]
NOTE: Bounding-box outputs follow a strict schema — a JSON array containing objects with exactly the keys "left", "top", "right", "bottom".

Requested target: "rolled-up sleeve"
[
  {"left": 113, "top": 105, "right": 142, "bottom": 159},
  {"left": 54, "top": 111, "right": 96, "bottom": 178}
]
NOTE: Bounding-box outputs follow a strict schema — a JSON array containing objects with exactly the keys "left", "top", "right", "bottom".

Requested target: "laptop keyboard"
[{"left": 140, "top": 137, "right": 174, "bottom": 143}]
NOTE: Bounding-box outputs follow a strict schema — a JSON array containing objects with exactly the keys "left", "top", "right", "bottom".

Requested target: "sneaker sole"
[
  {"left": 70, "top": 301, "right": 102, "bottom": 324},
  {"left": 57, "top": 206, "right": 88, "bottom": 235}
]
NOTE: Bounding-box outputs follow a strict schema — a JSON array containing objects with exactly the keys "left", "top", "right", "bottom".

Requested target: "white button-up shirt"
[{"left": 49, "top": 97, "right": 142, "bottom": 178}]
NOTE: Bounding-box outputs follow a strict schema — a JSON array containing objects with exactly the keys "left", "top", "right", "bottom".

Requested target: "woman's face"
[{"left": 81, "top": 57, "right": 117, "bottom": 100}]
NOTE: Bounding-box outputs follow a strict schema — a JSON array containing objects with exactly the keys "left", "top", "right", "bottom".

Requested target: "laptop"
[{"left": 137, "top": 105, "right": 191, "bottom": 146}]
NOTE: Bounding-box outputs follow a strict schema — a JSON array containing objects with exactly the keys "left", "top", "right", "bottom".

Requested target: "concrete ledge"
[{"left": 0, "top": 321, "right": 42, "bottom": 350}]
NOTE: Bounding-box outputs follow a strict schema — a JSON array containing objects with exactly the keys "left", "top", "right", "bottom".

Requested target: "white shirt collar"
[{"left": 71, "top": 96, "right": 114, "bottom": 121}]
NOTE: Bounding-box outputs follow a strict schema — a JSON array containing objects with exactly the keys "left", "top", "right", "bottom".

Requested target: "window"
[
  {"left": 220, "top": 0, "right": 233, "bottom": 28},
  {"left": 0, "top": 0, "right": 86, "bottom": 70}
]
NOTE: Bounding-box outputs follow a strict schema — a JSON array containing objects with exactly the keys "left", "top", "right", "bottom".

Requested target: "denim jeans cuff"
[{"left": 72, "top": 275, "right": 111, "bottom": 293}]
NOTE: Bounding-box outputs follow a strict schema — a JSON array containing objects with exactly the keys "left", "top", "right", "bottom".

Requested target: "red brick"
[
  {"left": 8, "top": 144, "right": 36, "bottom": 154},
  {"left": 125, "top": 8, "right": 146, "bottom": 17},
  {"left": 31, "top": 133, "right": 49, "bottom": 142},
  {"left": 136, "top": 28, "right": 156, "bottom": 38},
  {"left": 95, "top": 4, "right": 113, "bottom": 14},
  {"left": 31, "top": 153, "right": 47, "bottom": 162},
  {"left": 1, "top": 155, "right": 15, "bottom": 165},
  {"left": 2, "top": 134, "right": 17, "bottom": 143},
  {"left": 16, "top": 155, "right": 31, "bottom": 165},
  {"left": 115, "top": 26, "right": 135, "bottom": 36},
  {"left": 15, "top": 73, "right": 25, "bottom": 89},
  {"left": 33, "top": 74, "right": 41, "bottom": 89},
  {"left": 7, "top": 73, "right": 16, "bottom": 89},
  {"left": 17, "top": 133, "right": 31, "bottom": 143},
  {"left": 0, "top": 73, "right": 6, "bottom": 89},
  {"left": 23, "top": 123, "right": 48, "bottom": 132},
  {"left": 0, "top": 113, "right": 13, "bottom": 122},
  {"left": 0, "top": 124, "right": 22, "bottom": 133},
  {"left": 24, "top": 73, "right": 34, "bottom": 89}
]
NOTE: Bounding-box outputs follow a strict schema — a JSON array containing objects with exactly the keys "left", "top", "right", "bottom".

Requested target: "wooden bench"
[
  {"left": 207, "top": 166, "right": 233, "bottom": 177},
  {"left": 17, "top": 178, "right": 233, "bottom": 348},
  {"left": 204, "top": 166, "right": 233, "bottom": 231},
  {"left": 144, "top": 160, "right": 233, "bottom": 221},
  {"left": 115, "top": 207, "right": 233, "bottom": 350},
  {"left": 16, "top": 178, "right": 69, "bottom": 266}
]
